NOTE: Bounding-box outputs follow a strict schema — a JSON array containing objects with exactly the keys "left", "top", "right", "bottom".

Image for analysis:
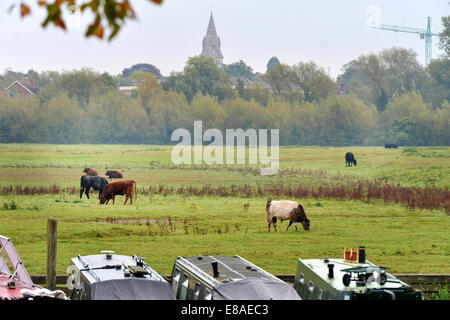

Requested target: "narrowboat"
[
  {"left": 293, "top": 247, "right": 423, "bottom": 300},
  {"left": 1, "top": 235, "right": 66, "bottom": 300},
  {"left": 68, "top": 251, "right": 175, "bottom": 300},
  {"left": 171, "top": 255, "right": 301, "bottom": 300}
]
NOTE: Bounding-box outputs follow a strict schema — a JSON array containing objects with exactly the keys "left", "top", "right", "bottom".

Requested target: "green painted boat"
[{"left": 293, "top": 257, "right": 423, "bottom": 300}]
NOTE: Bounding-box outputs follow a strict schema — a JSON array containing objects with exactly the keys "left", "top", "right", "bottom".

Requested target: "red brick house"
[{"left": 2, "top": 80, "right": 38, "bottom": 98}]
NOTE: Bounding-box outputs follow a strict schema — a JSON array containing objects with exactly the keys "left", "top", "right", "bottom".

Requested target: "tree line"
[{"left": 0, "top": 19, "right": 449, "bottom": 146}]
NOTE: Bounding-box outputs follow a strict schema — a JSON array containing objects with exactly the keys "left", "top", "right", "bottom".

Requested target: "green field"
[{"left": 0, "top": 144, "right": 448, "bottom": 278}]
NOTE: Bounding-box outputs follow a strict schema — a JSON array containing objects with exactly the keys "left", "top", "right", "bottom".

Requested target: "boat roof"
[
  {"left": 212, "top": 277, "right": 301, "bottom": 300},
  {"left": 298, "top": 258, "right": 409, "bottom": 291},
  {"left": 70, "top": 253, "right": 167, "bottom": 285},
  {"left": 177, "top": 255, "right": 283, "bottom": 285}
]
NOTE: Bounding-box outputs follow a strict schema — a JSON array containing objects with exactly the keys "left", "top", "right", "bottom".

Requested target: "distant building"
[
  {"left": 229, "top": 76, "right": 252, "bottom": 88},
  {"left": 336, "top": 75, "right": 350, "bottom": 96},
  {"left": 201, "top": 12, "right": 224, "bottom": 66},
  {"left": 251, "top": 74, "right": 272, "bottom": 89},
  {"left": 118, "top": 85, "right": 137, "bottom": 96},
  {"left": 117, "top": 75, "right": 165, "bottom": 96},
  {"left": 2, "top": 79, "right": 38, "bottom": 98}
]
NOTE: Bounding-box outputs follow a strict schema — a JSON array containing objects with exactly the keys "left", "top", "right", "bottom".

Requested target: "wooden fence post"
[{"left": 46, "top": 219, "right": 57, "bottom": 290}]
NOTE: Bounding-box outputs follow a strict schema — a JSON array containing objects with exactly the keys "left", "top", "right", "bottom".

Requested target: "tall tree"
[
  {"left": 223, "top": 60, "right": 255, "bottom": 79},
  {"left": 439, "top": 15, "right": 450, "bottom": 59},
  {"left": 162, "top": 55, "right": 234, "bottom": 102},
  {"left": 422, "top": 58, "right": 450, "bottom": 107},
  {"left": 379, "top": 47, "right": 425, "bottom": 97},
  {"left": 57, "top": 69, "right": 115, "bottom": 108},
  {"left": 343, "top": 48, "right": 424, "bottom": 112},
  {"left": 290, "top": 61, "right": 336, "bottom": 102},
  {"left": 122, "top": 63, "right": 163, "bottom": 78},
  {"left": 83, "top": 91, "right": 150, "bottom": 143},
  {"left": 344, "top": 54, "right": 388, "bottom": 112},
  {"left": 380, "top": 92, "right": 435, "bottom": 146},
  {"left": 41, "top": 94, "right": 81, "bottom": 143},
  {"left": 241, "top": 82, "right": 273, "bottom": 106},
  {"left": 131, "top": 71, "right": 162, "bottom": 110},
  {"left": 266, "top": 57, "right": 281, "bottom": 72},
  {"left": 262, "top": 64, "right": 304, "bottom": 103}
]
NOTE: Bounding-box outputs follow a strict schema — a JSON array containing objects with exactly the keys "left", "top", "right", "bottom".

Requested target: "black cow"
[
  {"left": 105, "top": 170, "right": 123, "bottom": 179},
  {"left": 80, "top": 176, "right": 108, "bottom": 199},
  {"left": 345, "top": 152, "right": 357, "bottom": 167},
  {"left": 384, "top": 143, "right": 398, "bottom": 149}
]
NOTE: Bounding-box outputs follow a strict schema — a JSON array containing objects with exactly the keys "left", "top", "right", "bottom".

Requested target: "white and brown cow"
[{"left": 266, "top": 200, "right": 310, "bottom": 232}]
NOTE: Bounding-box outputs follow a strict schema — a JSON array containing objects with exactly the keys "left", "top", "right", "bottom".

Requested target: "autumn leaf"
[
  {"left": 94, "top": 25, "right": 104, "bottom": 39},
  {"left": 20, "top": 3, "right": 31, "bottom": 17},
  {"left": 55, "top": 18, "right": 67, "bottom": 30}
]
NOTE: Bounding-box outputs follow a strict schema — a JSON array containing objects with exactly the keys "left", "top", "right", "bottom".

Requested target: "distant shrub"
[
  {"left": 2, "top": 200, "right": 19, "bottom": 210},
  {"left": 403, "top": 147, "right": 418, "bottom": 154},
  {"left": 432, "top": 286, "right": 448, "bottom": 300}
]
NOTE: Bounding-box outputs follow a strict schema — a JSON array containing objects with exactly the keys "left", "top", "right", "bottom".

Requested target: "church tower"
[{"left": 201, "top": 12, "right": 224, "bottom": 66}]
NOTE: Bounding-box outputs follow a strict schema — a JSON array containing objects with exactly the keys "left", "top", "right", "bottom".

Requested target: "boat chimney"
[
  {"left": 101, "top": 250, "right": 114, "bottom": 260},
  {"left": 328, "top": 264, "right": 334, "bottom": 279},
  {"left": 358, "top": 246, "right": 366, "bottom": 263},
  {"left": 211, "top": 262, "right": 220, "bottom": 278}
]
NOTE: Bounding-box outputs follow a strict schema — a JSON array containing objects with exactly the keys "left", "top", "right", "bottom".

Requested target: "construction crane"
[{"left": 370, "top": 16, "right": 440, "bottom": 67}]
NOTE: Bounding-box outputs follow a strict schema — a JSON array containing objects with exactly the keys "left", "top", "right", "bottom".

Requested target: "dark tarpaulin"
[
  {"left": 90, "top": 279, "right": 176, "bottom": 300},
  {"left": 211, "top": 278, "right": 302, "bottom": 300}
]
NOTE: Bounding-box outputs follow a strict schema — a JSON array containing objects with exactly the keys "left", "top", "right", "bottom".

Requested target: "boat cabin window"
[
  {"left": 193, "top": 282, "right": 201, "bottom": 300},
  {"left": 307, "top": 280, "right": 315, "bottom": 296},
  {"left": 172, "top": 268, "right": 180, "bottom": 292},
  {"left": 298, "top": 273, "right": 305, "bottom": 286},
  {"left": 204, "top": 288, "right": 212, "bottom": 300},
  {"left": 179, "top": 273, "right": 189, "bottom": 300}
]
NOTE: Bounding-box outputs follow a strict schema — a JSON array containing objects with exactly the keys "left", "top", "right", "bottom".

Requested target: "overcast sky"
[{"left": 0, "top": 0, "right": 448, "bottom": 78}]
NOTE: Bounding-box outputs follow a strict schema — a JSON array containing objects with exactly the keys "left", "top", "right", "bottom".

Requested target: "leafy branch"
[{"left": 11, "top": 0, "right": 164, "bottom": 41}]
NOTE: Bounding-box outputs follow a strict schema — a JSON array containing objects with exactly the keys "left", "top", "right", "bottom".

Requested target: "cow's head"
[
  {"left": 99, "top": 190, "right": 109, "bottom": 204},
  {"left": 99, "top": 195, "right": 107, "bottom": 204},
  {"left": 353, "top": 159, "right": 357, "bottom": 166},
  {"left": 292, "top": 205, "right": 310, "bottom": 231},
  {"left": 301, "top": 218, "right": 310, "bottom": 231},
  {"left": 83, "top": 168, "right": 90, "bottom": 173},
  {"left": 105, "top": 170, "right": 111, "bottom": 175}
]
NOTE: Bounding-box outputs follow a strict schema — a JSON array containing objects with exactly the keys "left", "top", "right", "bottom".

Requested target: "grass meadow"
[{"left": 0, "top": 144, "right": 448, "bottom": 278}]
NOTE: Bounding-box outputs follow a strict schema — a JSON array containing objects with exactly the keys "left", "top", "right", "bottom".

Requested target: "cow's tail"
[
  {"left": 80, "top": 176, "right": 85, "bottom": 199},
  {"left": 266, "top": 200, "right": 272, "bottom": 211},
  {"left": 266, "top": 200, "right": 272, "bottom": 222},
  {"left": 132, "top": 180, "right": 137, "bottom": 202},
  {"left": 80, "top": 175, "right": 87, "bottom": 188}
]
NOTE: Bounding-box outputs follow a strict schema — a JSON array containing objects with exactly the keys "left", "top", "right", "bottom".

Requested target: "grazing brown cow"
[
  {"left": 100, "top": 180, "right": 137, "bottom": 205},
  {"left": 105, "top": 170, "right": 123, "bottom": 179},
  {"left": 83, "top": 168, "right": 98, "bottom": 176}
]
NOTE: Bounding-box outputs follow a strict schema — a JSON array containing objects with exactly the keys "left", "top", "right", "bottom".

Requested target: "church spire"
[
  {"left": 201, "top": 11, "right": 223, "bottom": 65},
  {"left": 206, "top": 11, "right": 217, "bottom": 36}
]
